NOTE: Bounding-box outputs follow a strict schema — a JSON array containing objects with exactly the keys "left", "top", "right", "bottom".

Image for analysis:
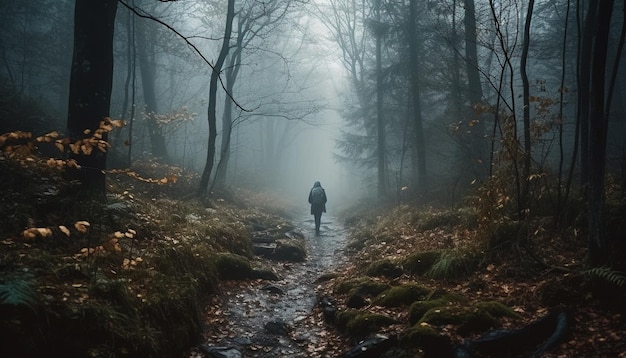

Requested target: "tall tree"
[
  {"left": 214, "top": 0, "right": 293, "bottom": 187},
  {"left": 464, "top": 0, "right": 487, "bottom": 181},
  {"left": 583, "top": 0, "right": 615, "bottom": 266},
  {"left": 66, "top": 0, "right": 118, "bottom": 196},
  {"left": 519, "top": 0, "right": 535, "bottom": 214},
  {"left": 137, "top": 18, "right": 169, "bottom": 160},
  {"left": 198, "top": 0, "right": 235, "bottom": 196},
  {"left": 408, "top": 0, "right": 426, "bottom": 194},
  {"left": 372, "top": 0, "right": 386, "bottom": 197}
]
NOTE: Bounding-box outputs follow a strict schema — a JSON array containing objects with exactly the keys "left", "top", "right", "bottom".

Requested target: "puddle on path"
[{"left": 195, "top": 215, "right": 350, "bottom": 357}]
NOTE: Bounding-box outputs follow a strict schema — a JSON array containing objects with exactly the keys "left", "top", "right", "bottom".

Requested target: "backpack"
[{"left": 311, "top": 187, "right": 325, "bottom": 204}]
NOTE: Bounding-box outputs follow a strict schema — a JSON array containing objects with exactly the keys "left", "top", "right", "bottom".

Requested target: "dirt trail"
[{"left": 194, "top": 215, "right": 349, "bottom": 357}]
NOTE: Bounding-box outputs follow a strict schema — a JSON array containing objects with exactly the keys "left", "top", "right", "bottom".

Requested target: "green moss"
[
  {"left": 399, "top": 323, "right": 450, "bottom": 350},
  {"left": 366, "top": 258, "right": 403, "bottom": 278},
  {"left": 419, "top": 305, "right": 499, "bottom": 335},
  {"left": 374, "top": 284, "right": 431, "bottom": 307},
  {"left": 401, "top": 251, "right": 441, "bottom": 276},
  {"left": 336, "top": 310, "right": 396, "bottom": 337},
  {"left": 214, "top": 253, "right": 253, "bottom": 280},
  {"left": 273, "top": 239, "right": 306, "bottom": 262},
  {"left": 475, "top": 301, "right": 521, "bottom": 319},
  {"left": 408, "top": 293, "right": 467, "bottom": 325},
  {"left": 335, "top": 309, "right": 360, "bottom": 330},
  {"left": 335, "top": 276, "right": 390, "bottom": 296}
]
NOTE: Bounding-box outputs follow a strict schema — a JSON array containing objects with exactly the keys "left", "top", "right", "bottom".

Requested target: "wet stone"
[
  {"left": 264, "top": 319, "right": 291, "bottom": 336},
  {"left": 253, "top": 243, "right": 277, "bottom": 257},
  {"left": 199, "top": 345, "right": 242, "bottom": 358},
  {"left": 261, "top": 284, "right": 284, "bottom": 295}
]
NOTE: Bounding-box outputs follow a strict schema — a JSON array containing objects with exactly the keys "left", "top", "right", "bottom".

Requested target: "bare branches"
[{"left": 117, "top": 0, "right": 252, "bottom": 112}]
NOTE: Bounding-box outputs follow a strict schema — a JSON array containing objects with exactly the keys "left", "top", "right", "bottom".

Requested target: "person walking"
[{"left": 308, "top": 181, "right": 327, "bottom": 235}]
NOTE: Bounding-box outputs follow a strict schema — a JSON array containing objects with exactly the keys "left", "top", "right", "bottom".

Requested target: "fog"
[{"left": 1, "top": 0, "right": 625, "bottom": 214}]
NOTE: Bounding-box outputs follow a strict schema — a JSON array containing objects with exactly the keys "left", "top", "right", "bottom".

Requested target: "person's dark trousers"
[{"left": 314, "top": 212, "right": 322, "bottom": 235}]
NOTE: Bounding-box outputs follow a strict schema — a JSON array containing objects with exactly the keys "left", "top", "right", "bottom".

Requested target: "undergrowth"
[{"left": 0, "top": 131, "right": 292, "bottom": 357}]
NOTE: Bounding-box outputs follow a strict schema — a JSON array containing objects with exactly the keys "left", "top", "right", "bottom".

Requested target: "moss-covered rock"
[
  {"left": 316, "top": 272, "right": 340, "bottom": 283},
  {"left": 214, "top": 252, "right": 253, "bottom": 280},
  {"left": 475, "top": 301, "right": 521, "bottom": 319},
  {"left": 399, "top": 323, "right": 451, "bottom": 352},
  {"left": 401, "top": 251, "right": 441, "bottom": 276},
  {"left": 273, "top": 239, "right": 306, "bottom": 262},
  {"left": 418, "top": 305, "right": 499, "bottom": 335},
  {"left": 374, "top": 284, "right": 431, "bottom": 307},
  {"left": 408, "top": 293, "right": 467, "bottom": 325},
  {"left": 336, "top": 310, "right": 396, "bottom": 337},
  {"left": 335, "top": 276, "right": 390, "bottom": 297},
  {"left": 366, "top": 258, "right": 403, "bottom": 278}
]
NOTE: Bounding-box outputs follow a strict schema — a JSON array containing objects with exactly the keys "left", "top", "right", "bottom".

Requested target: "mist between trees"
[{"left": 0, "top": 0, "right": 624, "bottom": 266}]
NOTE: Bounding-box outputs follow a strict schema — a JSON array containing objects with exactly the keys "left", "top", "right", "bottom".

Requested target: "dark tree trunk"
[
  {"left": 577, "top": 1, "right": 596, "bottom": 192},
  {"left": 587, "top": 0, "right": 614, "bottom": 266},
  {"left": 66, "top": 0, "right": 118, "bottom": 197},
  {"left": 408, "top": 0, "right": 426, "bottom": 194},
  {"left": 137, "top": 22, "right": 168, "bottom": 160},
  {"left": 519, "top": 0, "right": 534, "bottom": 215},
  {"left": 374, "top": 1, "right": 386, "bottom": 198},
  {"left": 215, "top": 43, "right": 243, "bottom": 188},
  {"left": 198, "top": 0, "right": 235, "bottom": 196},
  {"left": 464, "top": 0, "right": 487, "bottom": 180}
]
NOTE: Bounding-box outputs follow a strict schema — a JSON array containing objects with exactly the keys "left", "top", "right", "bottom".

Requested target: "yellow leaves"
[
  {"left": 22, "top": 221, "right": 91, "bottom": 239},
  {"left": 0, "top": 131, "right": 32, "bottom": 147},
  {"left": 2, "top": 117, "right": 125, "bottom": 171},
  {"left": 35, "top": 131, "right": 59, "bottom": 143},
  {"left": 103, "top": 237, "right": 122, "bottom": 253},
  {"left": 122, "top": 257, "right": 143, "bottom": 270},
  {"left": 108, "top": 169, "right": 179, "bottom": 185},
  {"left": 527, "top": 172, "right": 546, "bottom": 182},
  {"left": 22, "top": 227, "right": 53, "bottom": 239},
  {"left": 59, "top": 226, "right": 71, "bottom": 237},
  {"left": 74, "top": 221, "right": 90, "bottom": 233}
]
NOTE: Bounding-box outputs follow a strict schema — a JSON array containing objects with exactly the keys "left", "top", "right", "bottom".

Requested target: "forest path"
[{"left": 192, "top": 214, "right": 350, "bottom": 357}]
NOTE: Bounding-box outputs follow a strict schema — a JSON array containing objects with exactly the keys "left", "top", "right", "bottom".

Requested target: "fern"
[
  {"left": 584, "top": 266, "right": 626, "bottom": 289},
  {"left": 0, "top": 273, "right": 40, "bottom": 310}
]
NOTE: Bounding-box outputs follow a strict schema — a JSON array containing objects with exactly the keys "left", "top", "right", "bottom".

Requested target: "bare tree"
[
  {"left": 519, "top": 0, "right": 535, "bottom": 214},
  {"left": 214, "top": 0, "right": 294, "bottom": 187},
  {"left": 198, "top": 0, "right": 235, "bottom": 197}
]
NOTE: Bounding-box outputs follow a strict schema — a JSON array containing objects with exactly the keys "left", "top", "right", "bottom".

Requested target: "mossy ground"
[
  {"left": 315, "top": 202, "right": 626, "bottom": 357},
  {"left": 0, "top": 156, "right": 296, "bottom": 357}
]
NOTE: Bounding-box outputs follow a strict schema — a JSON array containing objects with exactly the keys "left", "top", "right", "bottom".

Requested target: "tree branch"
[{"left": 117, "top": 0, "right": 252, "bottom": 112}]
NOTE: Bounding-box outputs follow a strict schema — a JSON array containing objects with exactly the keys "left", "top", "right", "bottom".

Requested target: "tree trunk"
[
  {"left": 464, "top": 0, "right": 487, "bottom": 180},
  {"left": 215, "top": 43, "right": 243, "bottom": 188},
  {"left": 519, "top": 0, "right": 534, "bottom": 215},
  {"left": 587, "top": 0, "right": 614, "bottom": 266},
  {"left": 66, "top": 0, "right": 118, "bottom": 197},
  {"left": 198, "top": 0, "right": 235, "bottom": 196},
  {"left": 375, "top": 1, "right": 386, "bottom": 198},
  {"left": 137, "top": 21, "right": 168, "bottom": 160},
  {"left": 577, "top": 1, "right": 596, "bottom": 192},
  {"left": 408, "top": 0, "right": 426, "bottom": 195}
]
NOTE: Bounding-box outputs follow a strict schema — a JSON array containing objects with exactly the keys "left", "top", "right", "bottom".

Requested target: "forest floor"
[
  {"left": 1, "top": 157, "right": 626, "bottom": 357},
  {"left": 188, "top": 199, "right": 626, "bottom": 357}
]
